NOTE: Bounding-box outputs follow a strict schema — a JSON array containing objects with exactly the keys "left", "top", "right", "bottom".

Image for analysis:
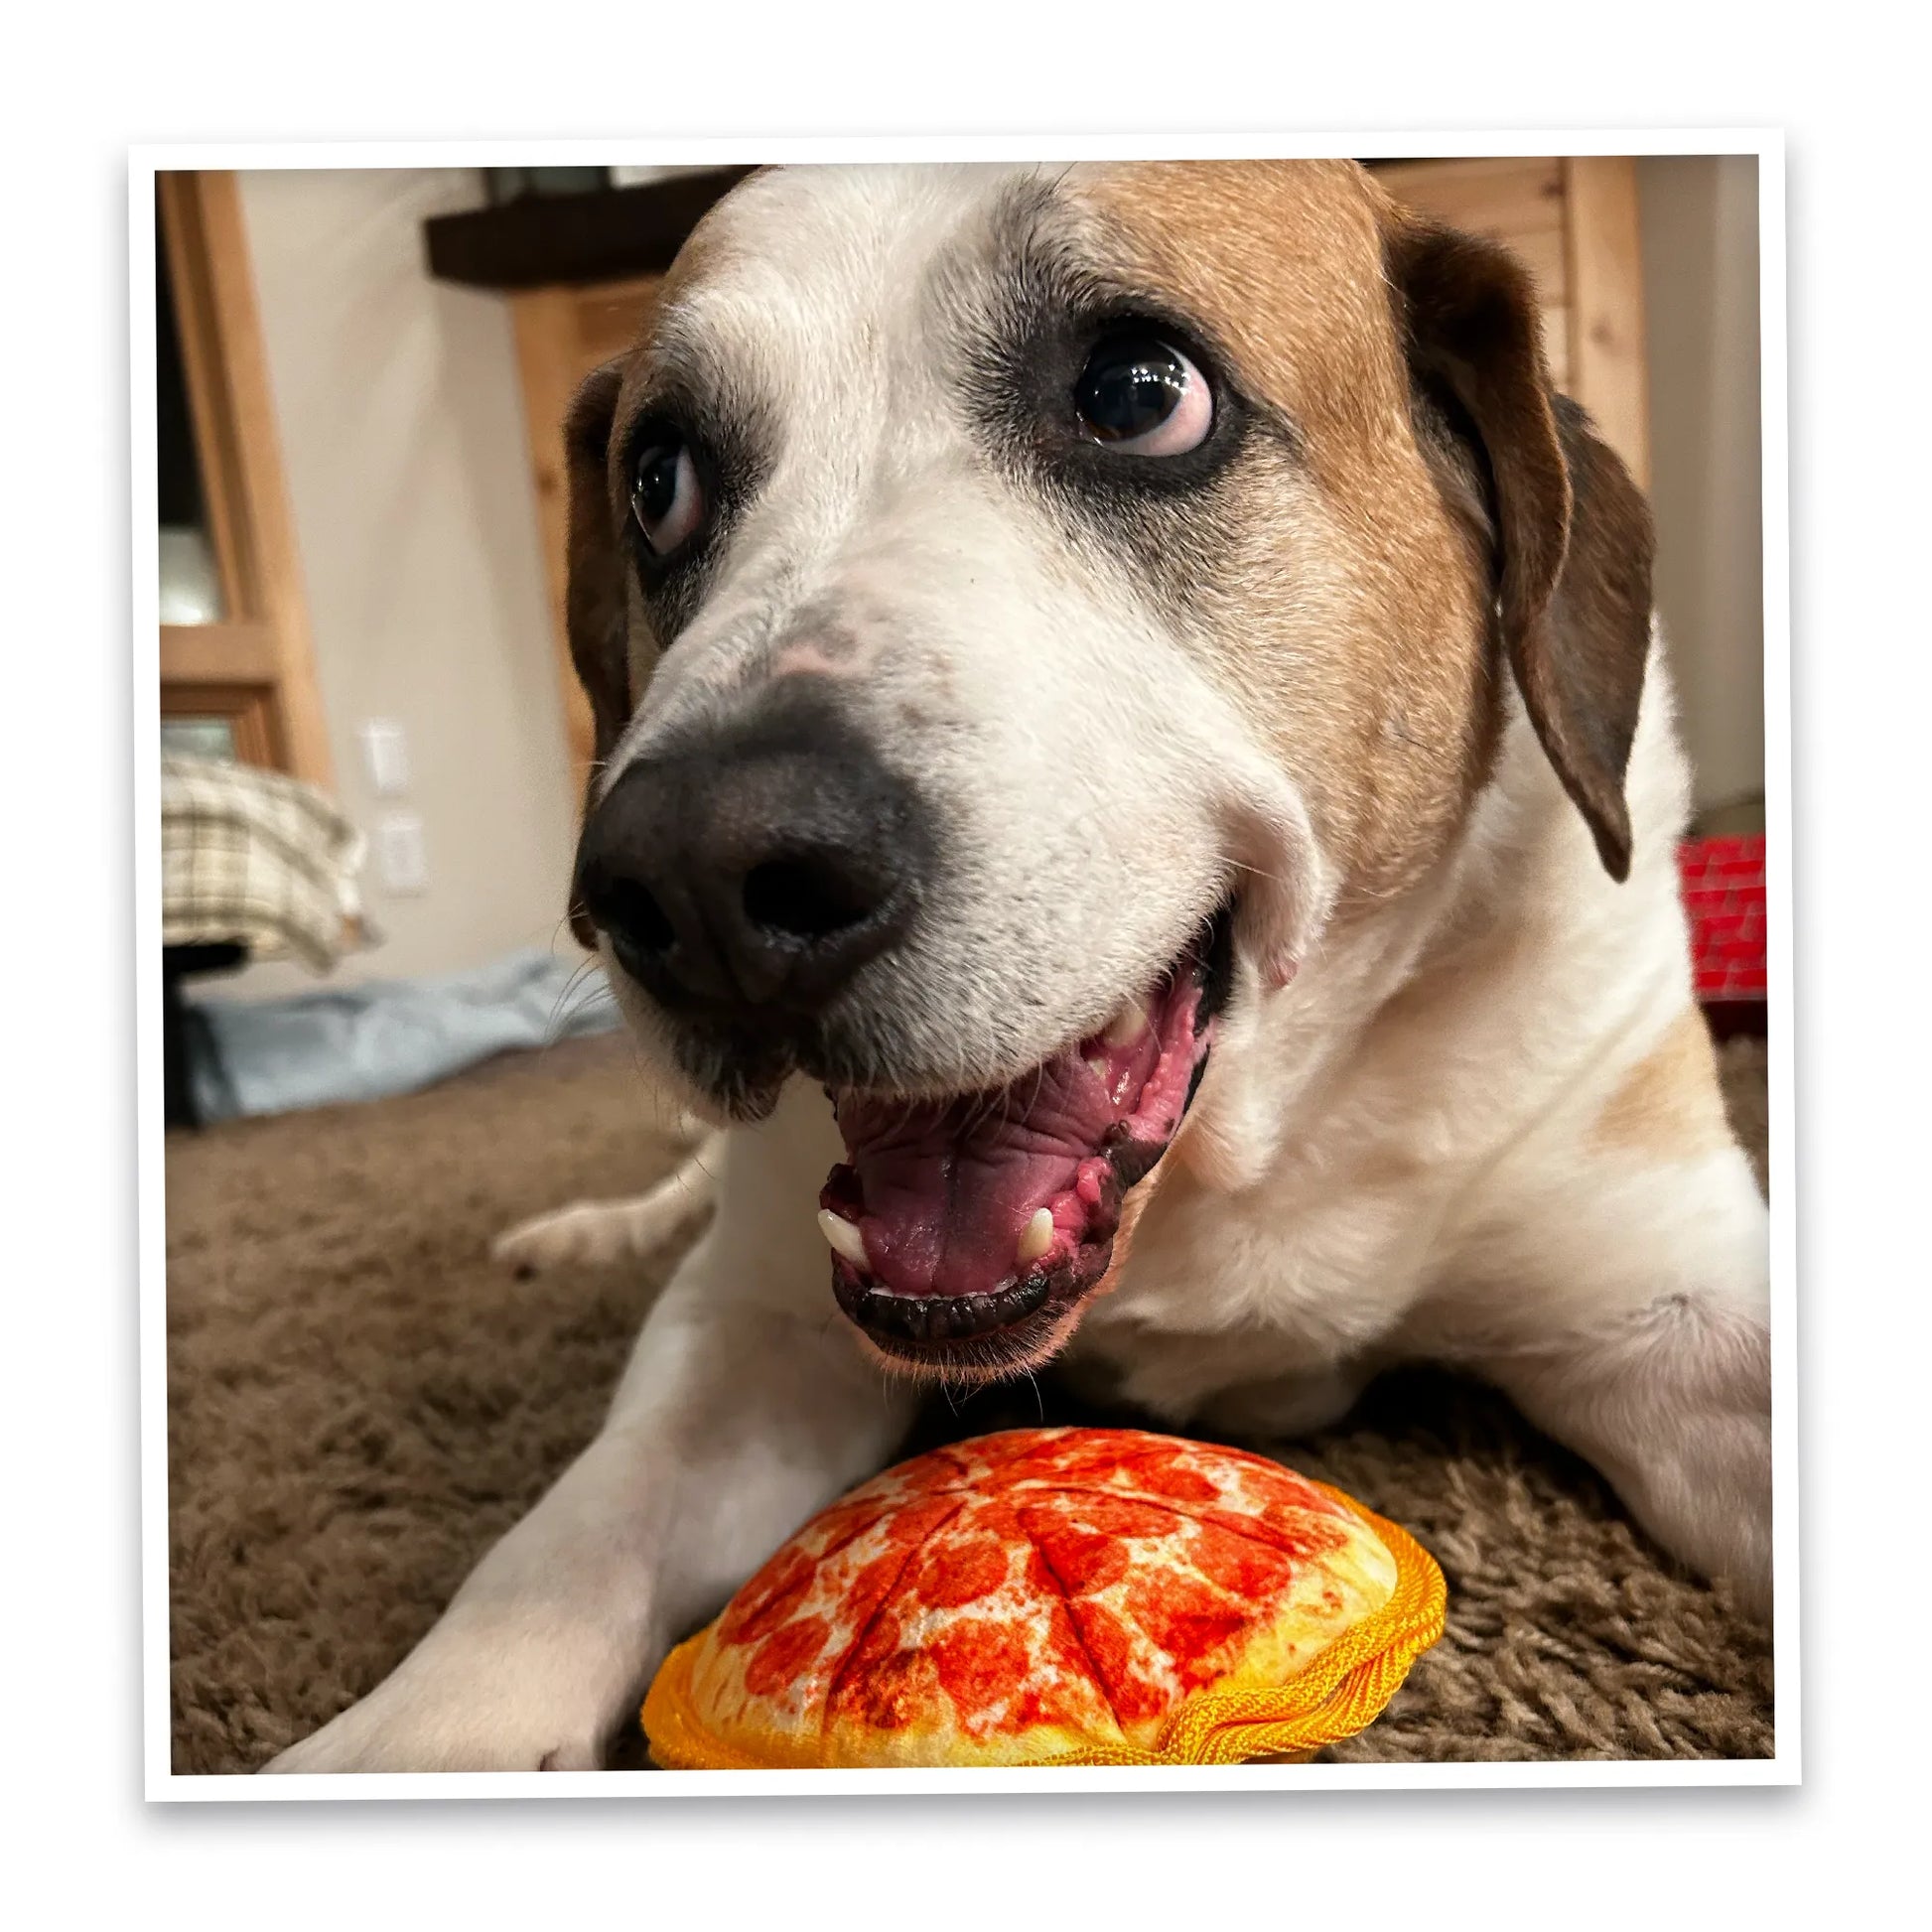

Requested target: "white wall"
[
  {"left": 226, "top": 168, "right": 580, "bottom": 997},
  {"left": 1638, "top": 154, "right": 1765, "bottom": 826}
]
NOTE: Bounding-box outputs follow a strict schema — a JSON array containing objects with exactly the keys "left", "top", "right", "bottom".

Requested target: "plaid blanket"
[{"left": 161, "top": 756, "right": 364, "bottom": 970}]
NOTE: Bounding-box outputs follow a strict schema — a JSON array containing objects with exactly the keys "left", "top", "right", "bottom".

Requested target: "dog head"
[{"left": 562, "top": 161, "right": 1654, "bottom": 1379}]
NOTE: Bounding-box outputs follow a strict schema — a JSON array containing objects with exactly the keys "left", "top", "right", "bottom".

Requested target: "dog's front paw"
[
  {"left": 492, "top": 1198, "right": 649, "bottom": 1279},
  {"left": 260, "top": 1651, "right": 615, "bottom": 1774},
  {"left": 492, "top": 1156, "right": 717, "bottom": 1280}
]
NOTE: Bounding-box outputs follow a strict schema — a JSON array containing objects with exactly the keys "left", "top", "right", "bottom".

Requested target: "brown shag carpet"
[{"left": 167, "top": 1032, "right": 1773, "bottom": 1773}]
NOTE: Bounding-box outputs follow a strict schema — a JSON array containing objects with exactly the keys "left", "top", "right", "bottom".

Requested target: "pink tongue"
[{"left": 835, "top": 1053, "right": 1113, "bottom": 1300}]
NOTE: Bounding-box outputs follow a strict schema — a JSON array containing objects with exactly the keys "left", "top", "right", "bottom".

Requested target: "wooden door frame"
[{"left": 157, "top": 170, "right": 333, "bottom": 786}]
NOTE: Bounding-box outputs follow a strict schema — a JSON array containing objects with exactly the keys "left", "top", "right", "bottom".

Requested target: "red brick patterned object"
[
  {"left": 641, "top": 1427, "right": 1446, "bottom": 1769},
  {"left": 1678, "top": 836, "right": 1767, "bottom": 1003}
]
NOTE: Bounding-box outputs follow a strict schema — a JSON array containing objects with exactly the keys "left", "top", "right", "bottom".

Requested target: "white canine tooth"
[
  {"left": 1085, "top": 1056, "right": 1109, "bottom": 1080},
  {"left": 1018, "top": 1208, "right": 1055, "bottom": 1266},
  {"left": 1104, "top": 996, "right": 1151, "bottom": 1049},
  {"left": 817, "top": 1208, "right": 870, "bottom": 1270}
]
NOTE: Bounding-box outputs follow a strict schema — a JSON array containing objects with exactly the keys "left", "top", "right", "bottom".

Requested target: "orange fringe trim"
[{"left": 641, "top": 1482, "right": 1446, "bottom": 1771}]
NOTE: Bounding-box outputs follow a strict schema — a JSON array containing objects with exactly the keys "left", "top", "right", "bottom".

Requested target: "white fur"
[
  {"left": 266, "top": 166, "right": 1769, "bottom": 1773},
  {"left": 491, "top": 1137, "right": 722, "bottom": 1278}
]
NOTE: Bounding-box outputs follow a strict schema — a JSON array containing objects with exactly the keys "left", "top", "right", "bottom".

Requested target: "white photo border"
[{"left": 133, "top": 127, "right": 1794, "bottom": 1802}]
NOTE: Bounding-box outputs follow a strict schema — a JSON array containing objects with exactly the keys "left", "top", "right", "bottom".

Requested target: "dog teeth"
[
  {"left": 1017, "top": 1208, "right": 1055, "bottom": 1266},
  {"left": 1104, "top": 997, "right": 1151, "bottom": 1048},
  {"left": 1085, "top": 1055, "right": 1109, "bottom": 1080},
  {"left": 817, "top": 1208, "right": 870, "bottom": 1270}
]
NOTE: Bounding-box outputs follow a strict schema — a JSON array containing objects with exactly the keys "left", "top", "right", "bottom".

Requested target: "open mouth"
[{"left": 817, "top": 902, "right": 1235, "bottom": 1377}]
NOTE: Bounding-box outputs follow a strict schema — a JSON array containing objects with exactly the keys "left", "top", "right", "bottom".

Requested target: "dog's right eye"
[{"left": 631, "top": 436, "right": 706, "bottom": 556}]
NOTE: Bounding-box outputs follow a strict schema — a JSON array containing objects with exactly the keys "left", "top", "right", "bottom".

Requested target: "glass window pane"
[
  {"left": 161, "top": 717, "right": 238, "bottom": 762},
  {"left": 157, "top": 192, "right": 225, "bottom": 624}
]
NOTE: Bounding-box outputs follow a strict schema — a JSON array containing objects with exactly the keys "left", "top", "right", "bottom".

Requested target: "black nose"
[{"left": 575, "top": 691, "right": 928, "bottom": 1017}]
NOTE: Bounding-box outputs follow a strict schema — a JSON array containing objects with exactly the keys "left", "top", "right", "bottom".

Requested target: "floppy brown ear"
[
  {"left": 1385, "top": 218, "right": 1656, "bottom": 880},
  {"left": 564, "top": 359, "right": 632, "bottom": 762},
  {"left": 562, "top": 359, "right": 631, "bottom": 944}
]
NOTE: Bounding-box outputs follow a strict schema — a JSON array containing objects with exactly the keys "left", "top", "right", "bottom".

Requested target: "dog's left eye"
[
  {"left": 1074, "top": 335, "right": 1212, "bottom": 456},
  {"left": 630, "top": 436, "right": 706, "bottom": 556}
]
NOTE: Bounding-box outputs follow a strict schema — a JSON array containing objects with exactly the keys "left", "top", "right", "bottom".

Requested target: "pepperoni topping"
[{"left": 743, "top": 1615, "right": 831, "bottom": 1699}]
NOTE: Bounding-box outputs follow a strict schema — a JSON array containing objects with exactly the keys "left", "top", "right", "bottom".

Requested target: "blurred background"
[{"left": 154, "top": 156, "right": 1765, "bottom": 1128}]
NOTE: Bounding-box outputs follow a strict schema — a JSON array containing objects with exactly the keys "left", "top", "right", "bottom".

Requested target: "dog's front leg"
[
  {"left": 264, "top": 1104, "right": 913, "bottom": 1773},
  {"left": 1433, "top": 1124, "right": 1772, "bottom": 1618}
]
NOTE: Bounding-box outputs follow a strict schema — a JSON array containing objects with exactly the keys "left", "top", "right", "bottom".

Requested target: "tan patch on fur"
[
  {"left": 1592, "top": 1009, "right": 1730, "bottom": 1161},
  {"left": 1070, "top": 162, "right": 1499, "bottom": 901}
]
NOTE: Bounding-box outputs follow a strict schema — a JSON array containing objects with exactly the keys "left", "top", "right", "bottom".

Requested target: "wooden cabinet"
[{"left": 478, "top": 158, "right": 1651, "bottom": 788}]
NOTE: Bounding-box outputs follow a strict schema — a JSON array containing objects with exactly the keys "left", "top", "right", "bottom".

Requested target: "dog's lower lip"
[
  {"left": 834, "top": 1271, "right": 1051, "bottom": 1343},
  {"left": 826, "top": 1154, "right": 1161, "bottom": 1366}
]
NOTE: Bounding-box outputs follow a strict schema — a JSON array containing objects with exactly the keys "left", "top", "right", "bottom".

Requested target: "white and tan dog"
[{"left": 270, "top": 160, "right": 1770, "bottom": 1772}]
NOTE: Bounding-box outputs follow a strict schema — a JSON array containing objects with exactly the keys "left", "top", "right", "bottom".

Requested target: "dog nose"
[{"left": 575, "top": 698, "right": 926, "bottom": 1016}]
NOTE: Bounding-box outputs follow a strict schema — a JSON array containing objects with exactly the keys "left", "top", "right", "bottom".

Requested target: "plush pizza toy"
[{"left": 642, "top": 1427, "right": 1445, "bottom": 1769}]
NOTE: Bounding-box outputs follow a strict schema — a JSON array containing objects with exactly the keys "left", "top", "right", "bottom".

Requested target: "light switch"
[
  {"left": 375, "top": 811, "right": 429, "bottom": 895},
  {"left": 359, "top": 718, "right": 410, "bottom": 796}
]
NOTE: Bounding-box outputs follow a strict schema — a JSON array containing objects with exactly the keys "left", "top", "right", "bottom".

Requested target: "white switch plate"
[
  {"left": 359, "top": 717, "right": 410, "bottom": 797},
  {"left": 375, "top": 811, "right": 429, "bottom": 895}
]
